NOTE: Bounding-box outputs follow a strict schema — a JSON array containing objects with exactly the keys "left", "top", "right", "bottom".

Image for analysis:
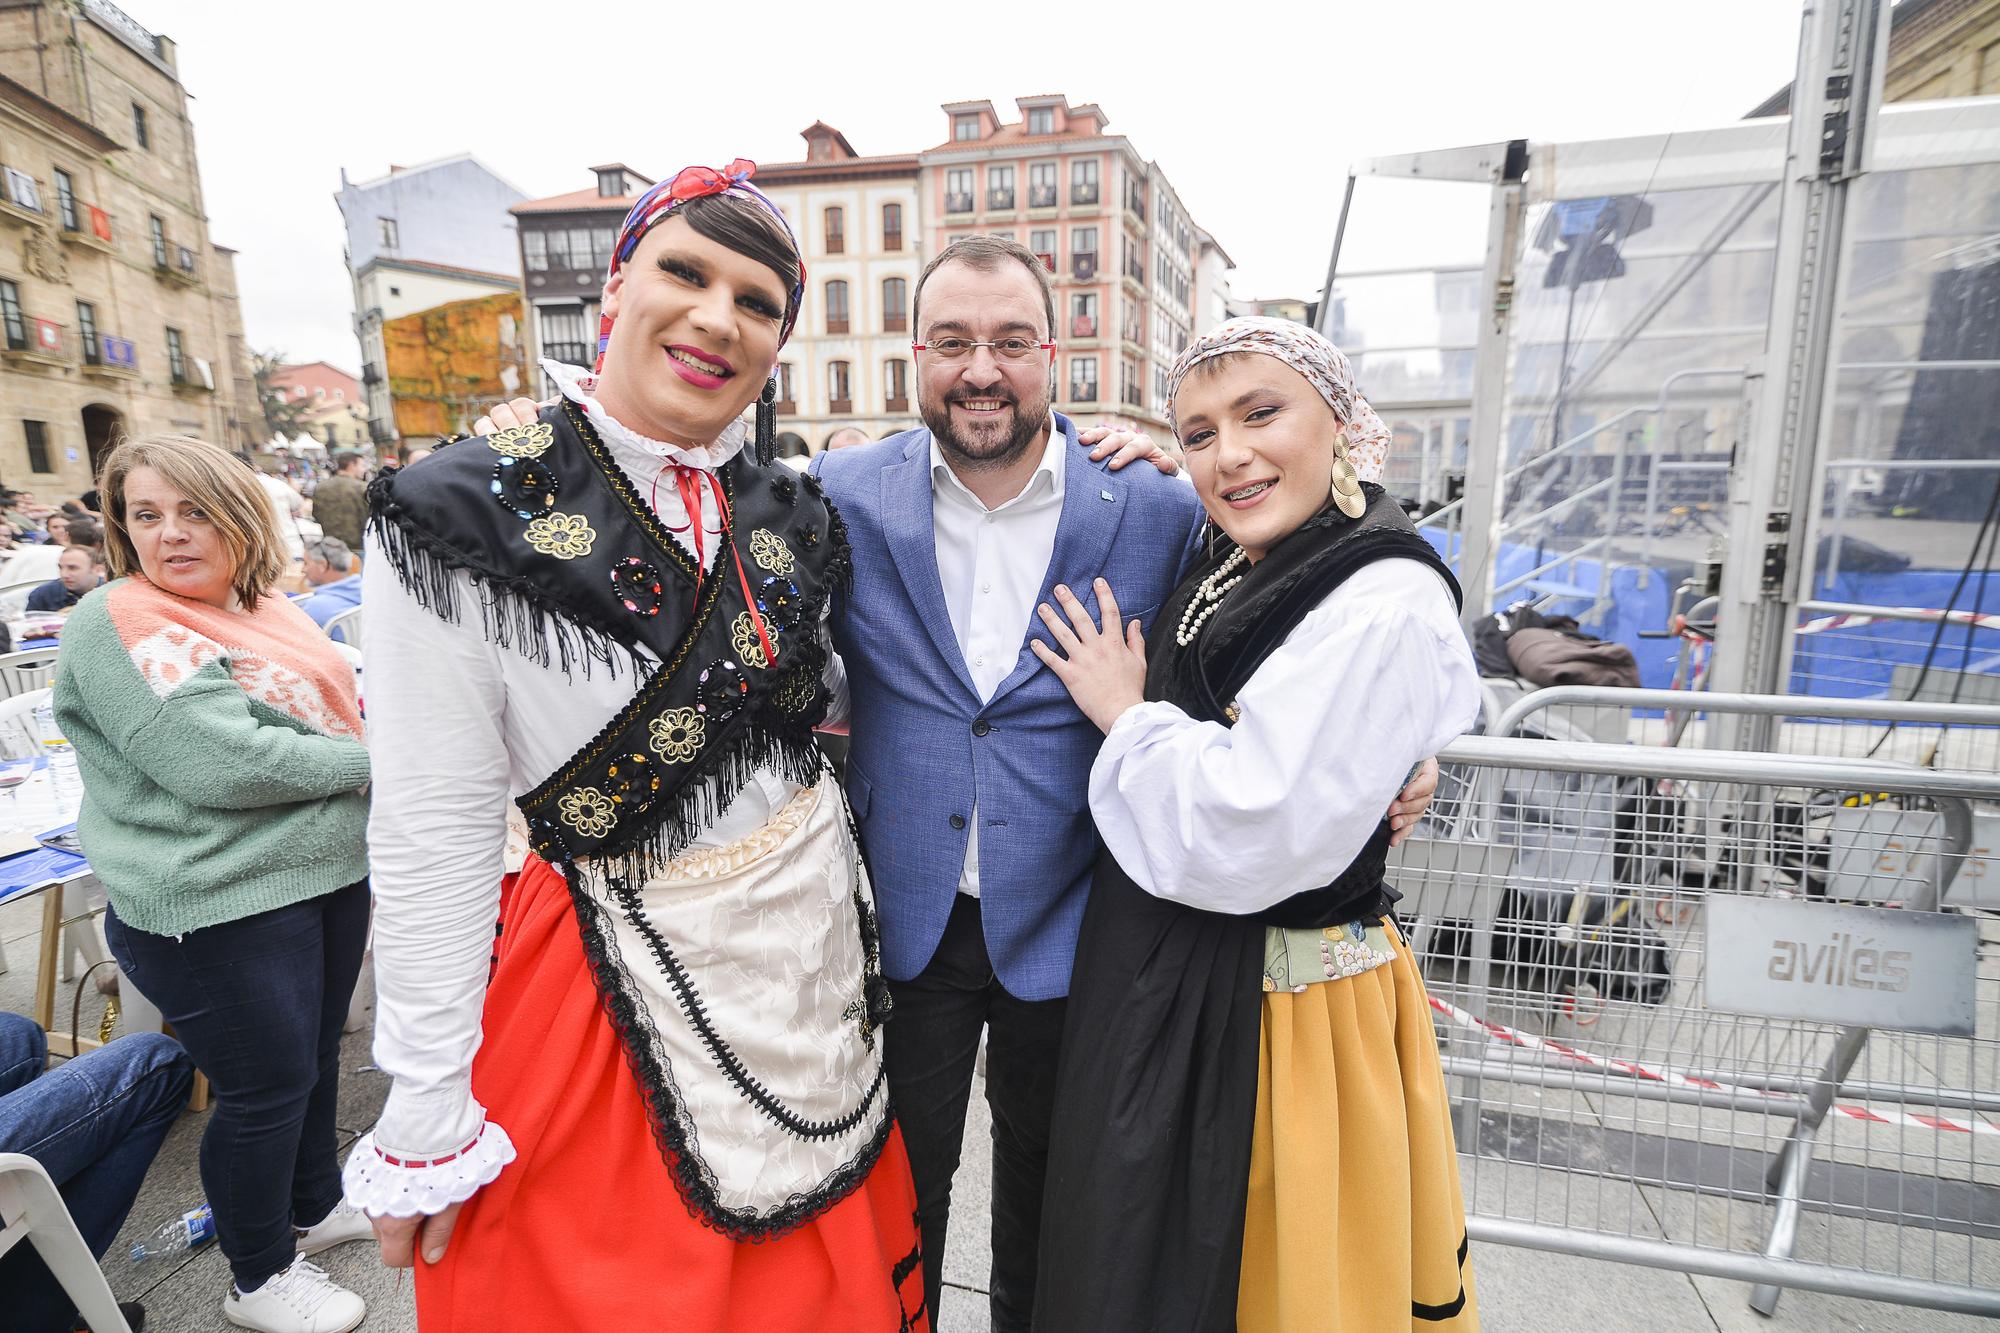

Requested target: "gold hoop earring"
[{"left": 1329, "top": 432, "right": 1366, "bottom": 519}]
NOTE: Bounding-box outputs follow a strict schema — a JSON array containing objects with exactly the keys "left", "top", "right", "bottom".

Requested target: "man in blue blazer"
[{"left": 812, "top": 236, "right": 1203, "bottom": 1331}]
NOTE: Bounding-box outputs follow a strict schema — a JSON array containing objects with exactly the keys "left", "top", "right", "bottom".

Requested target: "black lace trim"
[
  {"left": 561, "top": 856, "right": 893, "bottom": 1243},
  {"left": 366, "top": 471, "right": 647, "bottom": 681}
]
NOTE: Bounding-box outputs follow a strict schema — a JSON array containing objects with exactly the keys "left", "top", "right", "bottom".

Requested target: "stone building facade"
[{"left": 0, "top": 0, "right": 258, "bottom": 498}]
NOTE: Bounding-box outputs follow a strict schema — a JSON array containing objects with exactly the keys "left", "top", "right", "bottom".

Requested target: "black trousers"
[{"left": 884, "top": 893, "right": 1067, "bottom": 1333}]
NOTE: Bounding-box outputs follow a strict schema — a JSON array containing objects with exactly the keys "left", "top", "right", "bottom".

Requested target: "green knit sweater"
[{"left": 54, "top": 577, "right": 371, "bottom": 935}]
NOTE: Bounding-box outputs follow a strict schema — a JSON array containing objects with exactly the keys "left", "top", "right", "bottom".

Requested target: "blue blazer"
[{"left": 813, "top": 415, "right": 1204, "bottom": 1001}]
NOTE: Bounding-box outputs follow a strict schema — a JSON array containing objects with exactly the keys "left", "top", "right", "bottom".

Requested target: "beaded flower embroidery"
[
  {"left": 524, "top": 512, "right": 596, "bottom": 560},
  {"left": 558, "top": 787, "right": 618, "bottom": 838},
  {"left": 731, "top": 612, "right": 771, "bottom": 668},
  {"left": 487, "top": 422, "right": 555, "bottom": 458},
  {"left": 750, "top": 528, "right": 796, "bottom": 576},
  {"left": 647, "top": 708, "right": 704, "bottom": 763}
]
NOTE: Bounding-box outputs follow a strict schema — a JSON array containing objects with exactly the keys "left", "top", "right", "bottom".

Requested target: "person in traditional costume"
[
  {"left": 344, "top": 160, "right": 928, "bottom": 1331},
  {"left": 1027, "top": 317, "right": 1483, "bottom": 1331}
]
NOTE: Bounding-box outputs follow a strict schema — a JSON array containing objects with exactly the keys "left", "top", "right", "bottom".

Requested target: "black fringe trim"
[
  {"left": 536, "top": 717, "right": 830, "bottom": 893},
  {"left": 559, "top": 839, "right": 893, "bottom": 1243},
  {"left": 365, "top": 492, "right": 651, "bottom": 682},
  {"left": 822, "top": 493, "right": 854, "bottom": 600}
]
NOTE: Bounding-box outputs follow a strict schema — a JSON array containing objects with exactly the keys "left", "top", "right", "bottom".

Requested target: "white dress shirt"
[
  {"left": 929, "top": 421, "right": 1066, "bottom": 898},
  {"left": 361, "top": 364, "right": 844, "bottom": 1158},
  {"left": 1090, "top": 558, "right": 1480, "bottom": 913}
]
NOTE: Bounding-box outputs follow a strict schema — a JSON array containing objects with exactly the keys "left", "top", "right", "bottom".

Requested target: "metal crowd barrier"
[{"left": 1395, "top": 731, "right": 2000, "bottom": 1316}]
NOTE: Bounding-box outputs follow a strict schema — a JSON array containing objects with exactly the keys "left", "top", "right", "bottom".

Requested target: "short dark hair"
[
  {"left": 65, "top": 516, "right": 101, "bottom": 548},
  {"left": 913, "top": 235, "right": 1054, "bottom": 341},
  {"left": 68, "top": 542, "right": 106, "bottom": 568},
  {"left": 678, "top": 192, "right": 801, "bottom": 305},
  {"left": 332, "top": 450, "right": 362, "bottom": 472}
]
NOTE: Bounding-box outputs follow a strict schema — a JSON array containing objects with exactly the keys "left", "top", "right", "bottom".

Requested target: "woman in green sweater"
[{"left": 56, "top": 434, "right": 376, "bottom": 1333}]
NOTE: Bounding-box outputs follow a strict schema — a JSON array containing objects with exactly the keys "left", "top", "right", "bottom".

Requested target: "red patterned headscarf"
[{"left": 594, "top": 159, "right": 805, "bottom": 373}]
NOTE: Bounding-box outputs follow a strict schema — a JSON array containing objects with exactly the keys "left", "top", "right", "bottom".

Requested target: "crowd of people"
[{"left": 2, "top": 156, "right": 1482, "bottom": 1333}]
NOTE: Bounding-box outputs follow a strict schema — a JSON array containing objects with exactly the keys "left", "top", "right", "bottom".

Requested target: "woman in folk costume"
[
  {"left": 1028, "top": 318, "right": 1482, "bottom": 1331},
  {"left": 346, "top": 161, "right": 927, "bottom": 1331}
]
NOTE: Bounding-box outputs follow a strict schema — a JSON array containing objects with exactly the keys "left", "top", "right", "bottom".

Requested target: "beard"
[{"left": 919, "top": 375, "right": 1051, "bottom": 472}]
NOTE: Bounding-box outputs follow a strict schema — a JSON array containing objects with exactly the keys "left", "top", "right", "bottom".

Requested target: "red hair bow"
[{"left": 669, "top": 158, "right": 756, "bottom": 203}]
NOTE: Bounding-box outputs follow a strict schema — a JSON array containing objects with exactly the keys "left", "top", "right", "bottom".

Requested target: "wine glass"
[{"left": 0, "top": 766, "right": 29, "bottom": 826}]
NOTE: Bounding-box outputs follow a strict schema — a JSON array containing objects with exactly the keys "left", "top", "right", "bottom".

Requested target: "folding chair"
[{"left": 0, "top": 1153, "right": 133, "bottom": 1333}]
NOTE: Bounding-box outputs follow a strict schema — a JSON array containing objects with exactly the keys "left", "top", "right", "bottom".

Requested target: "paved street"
[{"left": 2, "top": 890, "right": 1989, "bottom": 1332}]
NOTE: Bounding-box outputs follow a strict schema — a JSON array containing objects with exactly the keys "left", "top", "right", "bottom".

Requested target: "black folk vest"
[
  {"left": 367, "top": 400, "right": 850, "bottom": 886},
  {"left": 1148, "top": 483, "right": 1463, "bottom": 927}
]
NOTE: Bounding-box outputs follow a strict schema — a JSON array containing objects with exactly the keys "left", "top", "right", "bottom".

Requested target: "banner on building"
[
  {"left": 4, "top": 168, "right": 41, "bottom": 212},
  {"left": 87, "top": 205, "right": 111, "bottom": 242},
  {"left": 101, "top": 335, "right": 136, "bottom": 368},
  {"left": 30, "top": 318, "right": 61, "bottom": 354},
  {"left": 194, "top": 357, "right": 214, "bottom": 390}
]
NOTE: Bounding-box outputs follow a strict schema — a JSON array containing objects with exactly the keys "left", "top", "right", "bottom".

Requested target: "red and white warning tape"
[
  {"left": 1797, "top": 607, "right": 2000, "bottom": 636},
  {"left": 1428, "top": 993, "right": 2000, "bottom": 1137}
]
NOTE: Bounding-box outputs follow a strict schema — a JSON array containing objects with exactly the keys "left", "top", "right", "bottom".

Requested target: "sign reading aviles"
[{"left": 1705, "top": 897, "right": 1977, "bottom": 1037}]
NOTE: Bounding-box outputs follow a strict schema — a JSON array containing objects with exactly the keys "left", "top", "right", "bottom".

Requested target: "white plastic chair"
[
  {"left": 0, "top": 648, "right": 60, "bottom": 701},
  {"left": 322, "top": 606, "right": 362, "bottom": 649},
  {"left": 0, "top": 576, "right": 49, "bottom": 623},
  {"left": 0, "top": 1153, "right": 134, "bottom": 1333}
]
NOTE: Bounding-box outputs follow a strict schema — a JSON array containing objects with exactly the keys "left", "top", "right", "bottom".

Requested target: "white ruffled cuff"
[{"left": 342, "top": 1118, "right": 518, "bottom": 1218}]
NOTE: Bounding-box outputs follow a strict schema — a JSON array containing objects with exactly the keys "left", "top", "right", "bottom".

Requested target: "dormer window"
[
  {"left": 1027, "top": 107, "right": 1054, "bottom": 136},
  {"left": 953, "top": 114, "right": 981, "bottom": 141},
  {"left": 597, "top": 169, "right": 624, "bottom": 198}
]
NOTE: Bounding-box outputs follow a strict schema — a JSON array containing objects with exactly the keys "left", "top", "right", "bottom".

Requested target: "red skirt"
[{"left": 417, "top": 855, "right": 929, "bottom": 1331}]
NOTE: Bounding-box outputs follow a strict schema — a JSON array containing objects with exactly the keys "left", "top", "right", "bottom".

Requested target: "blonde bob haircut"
[{"left": 99, "top": 434, "right": 289, "bottom": 607}]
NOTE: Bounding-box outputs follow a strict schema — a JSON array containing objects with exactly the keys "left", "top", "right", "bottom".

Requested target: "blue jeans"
[
  {"left": 104, "top": 880, "right": 368, "bottom": 1293},
  {"left": 0, "top": 1012, "right": 195, "bottom": 1333}
]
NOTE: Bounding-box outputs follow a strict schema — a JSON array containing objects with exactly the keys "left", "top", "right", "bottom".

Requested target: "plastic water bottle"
[
  {"left": 31, "top": 699, "right": 78, "bottom": 800},
  {"left": 131, "top": 1203, "right": 215, "bottom": 1262}
]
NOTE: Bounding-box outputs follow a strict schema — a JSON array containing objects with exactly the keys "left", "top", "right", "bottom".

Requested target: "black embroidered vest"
[
  {"left": 367, "top": 401, "right": 850, "bottom": 883},
  {"left": 1148, "top": 484, "right": 1462, "bottom": 927}
]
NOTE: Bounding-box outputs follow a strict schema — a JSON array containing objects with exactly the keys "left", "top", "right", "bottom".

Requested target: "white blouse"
[
  {"left": 1091, "top": 557, "right": 1480, "bottom": 914},
  {"left": 347, "top": 372, "right": 847, "bottom": 1213}
]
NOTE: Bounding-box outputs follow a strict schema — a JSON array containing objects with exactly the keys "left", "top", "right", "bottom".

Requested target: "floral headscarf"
[
  {"left": 595, "top": 159, "right": 806, "bottom": 373},
  {"left": 1164, "top": 317, "right": 1390, "bottom": 483}
]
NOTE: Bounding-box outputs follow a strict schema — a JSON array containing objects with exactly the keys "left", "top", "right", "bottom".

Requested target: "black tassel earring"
[{"left": 755, "top": 375, "right": 778, "bottom": 467}]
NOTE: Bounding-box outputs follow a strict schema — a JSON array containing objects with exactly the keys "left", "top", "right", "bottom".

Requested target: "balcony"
[
  {"left": 1035, "top": 251, "right": 1056, "bottom": 272},
  {"left": 826, "top": 317, "right": 849, "bottom": 335},
  {"left": 1071, "top": 184, "right": 1099, "bottom": 206},
  {"left": 1125, "top": 191, "right": 1146, "bottom": 221},
  {"left": 369, "top": 417, "right": 395, "bottom": 444},
  {"left": 361, "top": 361, "right": 383, "bottom": 385},
  {"left": 775, "top": 398, "right": 797, "bottom": 415},
  {"left": 154, "top": 243, "right": 199, "bottom": 288},
  {"left": 80, "top": 333, "right": 140, "bottom": 380},
  {"left": 986, "top": 189, "right": 1015, "bottom": 211},
  {"left": 1072, "top": 253, "right": 1098, "bottom": 282},
  {"left": 1069, "top": 381, "right": 1098, "bottom": 402},
  {"left": 826, "top": 232, "right": 844, "bottom": 255},
  {"left": 1070, "top": 315, "right": 1097, "bottom": 339},
  {"left": 1029, "top": 185, "right": 1058, "bottom": 210},
  {"left": 884, "top": 229, "right": 902, "bottom": 251},
  {"left": 945, "top": 192, "right": 973, "bottom": 215},
  {"left": 58, "top": 205, "right": 115, "bottom": 254},
  {"left": 542, "top": 341, "right": 592, "bottom": 367},
  {"left": 885, "top": 396, "right": 909, "bottom": 413},
  {"left": 2, "top": 317, "right": 70, "bottom": 369},
  {"left": 1124, "top": 254, "right": 1145, "bottom": 283},
  {"left": 883, "top": 313, "right": 907, "bottom": 334},
  {"left": 828, "top": 398, "right": 852, "bottom": 415},
  {"left": 0, "top": 169, "right": 44, "bottom": 227},
  {"left": 1121, "top": 386, "right": 1143, "bottom": 408}
]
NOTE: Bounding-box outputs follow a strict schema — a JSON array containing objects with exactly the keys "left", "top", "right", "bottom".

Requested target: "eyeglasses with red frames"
[{"left": 911, "top": 337, "right": 1057, "bottom": 365}]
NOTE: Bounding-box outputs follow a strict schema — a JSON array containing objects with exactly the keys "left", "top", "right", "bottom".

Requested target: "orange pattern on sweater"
[{"left": 102, "top": 577, "right": 362, "bottom": 739}]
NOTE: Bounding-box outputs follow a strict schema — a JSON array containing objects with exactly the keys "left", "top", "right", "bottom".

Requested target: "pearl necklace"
[{"left": 1176, "top": 547, "right": 1249, "bottom": 646}]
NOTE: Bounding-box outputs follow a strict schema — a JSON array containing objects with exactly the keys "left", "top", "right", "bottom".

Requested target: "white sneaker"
[
  {"left": 295, "top": 1197, "right": 375, "bottom": 1256},
  {"left": 223, "top": 1255, "right": 366, "bottom": 1333}
]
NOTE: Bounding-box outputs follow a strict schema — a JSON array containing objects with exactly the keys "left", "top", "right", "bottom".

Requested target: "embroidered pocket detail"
[
  {"left": 525, "top": 511, "right": 596, "bottom": 559},
  {"left": 647, "top": 707, "right": 704, "bottom": 763},
  {"left": 558, "top": 787, "right": 618, "bottom": 838},
  {"left": 750, "top": 527, "right": 796, "bottom": 576},
  {"left": 487, "top": 422, "right": 555, "bottom": 458}
]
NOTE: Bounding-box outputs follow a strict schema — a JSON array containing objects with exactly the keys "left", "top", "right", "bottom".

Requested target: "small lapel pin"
[{"left": 1099, "top": 489, "right": 1114, "bottom": 502}]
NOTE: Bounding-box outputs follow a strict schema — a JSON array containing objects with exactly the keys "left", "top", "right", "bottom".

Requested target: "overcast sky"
[{"left": 143, "top": 0, "right": 1807, "bottom": 371}]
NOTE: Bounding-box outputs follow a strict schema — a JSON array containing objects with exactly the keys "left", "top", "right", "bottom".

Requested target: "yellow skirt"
[{"left": 1239, "top": 924, "right": 1479, "bottom": 1331}]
